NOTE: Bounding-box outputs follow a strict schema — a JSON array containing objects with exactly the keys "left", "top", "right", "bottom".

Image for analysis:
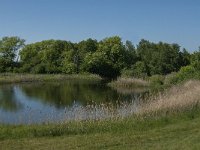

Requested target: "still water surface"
[{"left": 0, "top": 80, "right": 147, "bottom": 124}]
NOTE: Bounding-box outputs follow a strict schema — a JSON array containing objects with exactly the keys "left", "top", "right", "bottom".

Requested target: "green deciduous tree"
[
  {"left": 136, "top": 39, "right": 183, "bottom": 75},
  {"left": 76, "top": 38, "right": 98, "bottom": 72},
  {"left": 124, "top": 40, "right": 138, "bottom": 68},
  {"left": 0, "top": 36, "right": 25, "bottom": 72},
  {"left": 83, "top": 36, "right": 127, "bottom": 78},
  {"left": 3, "top": 36, "right": 193, "bottom": 78},
  {"left": 20, "top": 40, "right": 75, "bottom": 74}
]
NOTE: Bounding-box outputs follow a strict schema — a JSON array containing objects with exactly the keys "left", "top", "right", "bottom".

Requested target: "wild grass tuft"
[
  {"left": 138, "top": 80, "right": 200, "bottom": 117},
  {"left": 108, "top": 77, "right": 149, "bottom": 88}
]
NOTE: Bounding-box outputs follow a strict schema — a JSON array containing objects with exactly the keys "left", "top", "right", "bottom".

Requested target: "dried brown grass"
[
  {"left": 139, "top": 80, "right": 200, "bottom": 115},
  {"left": 108, "top": 77, "right": 149, "bottom": 88}
]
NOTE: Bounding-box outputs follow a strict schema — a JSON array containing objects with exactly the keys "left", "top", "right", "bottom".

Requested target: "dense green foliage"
[
  {"left": 83, "top": 37, "right": 129, "bottom": 77},
  {"left": 0, "top": 36, "right": 198, "bottom": 78},
  {"left": 144, "top": 60, "right": 200, "bottom": 91},
  {"left": 19, "top": 40, "right": 75, "bottom": 74},
  {"left": 166, "top": 61, "right": 200, "bottom": 84},
  {"left": 0, "top": 37, "right": 25, "bottom": 72}
]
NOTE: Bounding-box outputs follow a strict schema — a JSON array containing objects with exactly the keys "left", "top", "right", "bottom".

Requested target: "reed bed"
[
  {"left": 61, "top": 100, "right": 140, "bottom": 122},
  {"left": 1, "top": 78, "right": 200, "bottom": 126},
  {"left": 139, "top": 80, "right": 200, "bottom": 116},
  {"left": 0, "top": 100, "right": 141, "bottom": 125},
  {"left": 65, "top": 80, "right": 200, "bottom": 121},
  {"left": 108, "top": 77, "right": 149, "bottom": 88},
  {"left": 67, "top": 79, "right": 200, "bottom": 121},
  {"left": 0, "top": 73, "right": 101, "bottom": 84},
  {"left": 1, "top": 80, "right": 200, "bottom": 125}
]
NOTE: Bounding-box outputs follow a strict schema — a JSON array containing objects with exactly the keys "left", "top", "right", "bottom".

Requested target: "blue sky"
[{"left": 0, "top": 0, "right": 200, "bottom": 51}]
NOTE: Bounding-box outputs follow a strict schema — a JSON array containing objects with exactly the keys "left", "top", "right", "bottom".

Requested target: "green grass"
[
  {"left": 1, "top": 108, "right": 200, "bottom": 149},
  {"left": 1, "top": 75, "right": 200, "bottom": 149},
  {"left": 0, "top": 73, "right": 102, "bottom": 84}
]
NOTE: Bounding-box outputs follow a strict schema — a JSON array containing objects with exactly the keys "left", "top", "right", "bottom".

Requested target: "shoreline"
[
  {"left": 108, "top": 77, "right": 150, "bottom": 88},
  {"left": 0, "top": 107, "right": 200, "bottom": 149},
  {"left": 1, "top": 79, "right": 200, "bottom": 148},
  {"left": 0, "top": 73, "right": 102, "bottom": 84}
]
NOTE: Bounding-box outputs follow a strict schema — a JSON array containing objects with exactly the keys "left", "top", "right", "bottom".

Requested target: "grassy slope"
[{"left": 1, "top": 109, "right": 200, "bottom": 150}]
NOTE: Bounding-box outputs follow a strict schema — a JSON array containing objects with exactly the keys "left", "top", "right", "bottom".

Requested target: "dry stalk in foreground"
[{"left": 139, "top": 80, "right": 200, "bottom": 115}]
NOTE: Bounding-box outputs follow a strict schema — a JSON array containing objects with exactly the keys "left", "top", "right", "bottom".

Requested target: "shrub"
[
  {"left": 31, "top": 63, "right": 46, "bottom": 74},
  {"left": 175, "top": 65, "right": 196, "bottom": 82},
  {"left": 62, "top": 63, "right": 77, "bottom": 74},
  {"left": 121, "top": 69, "right": 134, "bottom": 77},
  {"left": 149, "top": 75, "right": 165, "bottom": 87},
  {"left": 163, "top": 72, "right": 178, "bottom": 85},
  {"left": 164, "top": 62, "right": 200, "bottom": 85}
]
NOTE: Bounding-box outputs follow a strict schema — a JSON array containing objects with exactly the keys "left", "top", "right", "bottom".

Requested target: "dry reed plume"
[
  {"left": 109, "top": 77, "right": 149, "bottom": 88},
  {"left": 62, "top": 80, "right": 200, "bottom": 122},
  {"left": 139, "top": 80, "right": 200, "bottom": 115}
]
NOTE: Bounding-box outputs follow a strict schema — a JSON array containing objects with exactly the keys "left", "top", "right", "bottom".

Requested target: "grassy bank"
[
  {"left": 1, "top": 107, "right": 200, "bottom": 149},
  {"left": 1, "top": 79, "right": 200, "bottom": 149},
  {"left": 0, "top": 73, "right": 102, "bottom": 84}
]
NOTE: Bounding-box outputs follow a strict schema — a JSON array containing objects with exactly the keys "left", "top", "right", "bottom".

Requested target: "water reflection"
[
  {"left": 0, "top": 80, "right": 147, "bottom": 124},
  {"left": 0, "top": 86, "right": 23, "bottom": 112},
  {"left": 19, "top": 81, "right": 132, "bottom": 108}
]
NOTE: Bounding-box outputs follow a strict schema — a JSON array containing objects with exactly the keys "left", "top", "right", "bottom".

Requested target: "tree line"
[{"left": 0, "top": 36, "right": 199, "bottom": 78}]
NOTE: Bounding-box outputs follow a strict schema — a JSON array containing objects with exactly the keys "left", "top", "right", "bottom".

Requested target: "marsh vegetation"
[{"left": 1, "top": 36, "right": 200, "bottom": 149}]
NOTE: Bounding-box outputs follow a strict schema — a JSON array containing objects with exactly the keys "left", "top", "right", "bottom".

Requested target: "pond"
[{"left": 0, "top": 80, "right": 148, "bottom": 124}]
